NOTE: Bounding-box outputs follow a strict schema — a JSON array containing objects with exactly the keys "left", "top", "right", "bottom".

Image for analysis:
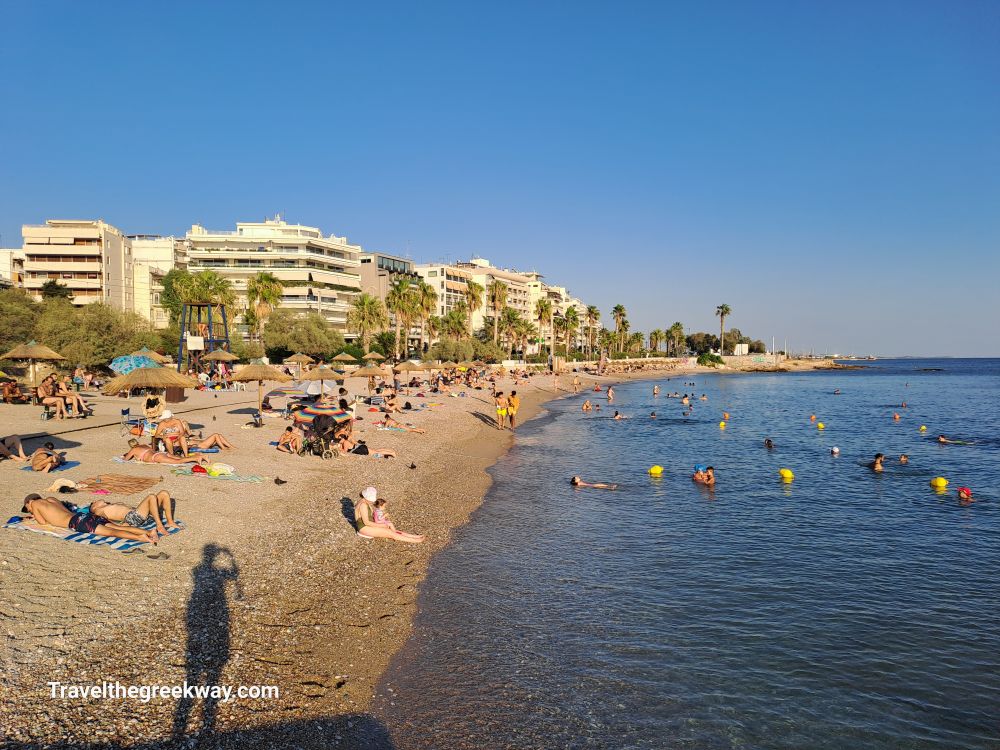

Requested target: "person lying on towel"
[
  {"left": 20, "top": 495, "right": 158, "bottom": 544},
  {"left": 88, "top": 490, "right": 180, "bottom": 537}
]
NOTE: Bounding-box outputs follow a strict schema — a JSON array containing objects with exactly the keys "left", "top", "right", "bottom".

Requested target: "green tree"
[
  {"left": 534, "top": 298, "right": 552, "bottom": 358},
  {"left": 35, "top": 301, "right": 158, "bottom": 367},
  {"left": 564, "top": 306, "right": 579, "bottom": 355},
  {"left": 667, "top": 322, "right": 685, "bottom": 356},
  {"left": 347, "top": 292, "right": 389, "bottom": 353},
  {"left": 0, "top": 289, "right": 41, "bottom": 358},
  {"left": 611, "top": 304, "right": 627, "bottom": 353},
  {"left": 463, "top": 280, "right": 484, "bottom": 337},
  {"left": 373, "top": 330, "right": 397, "bottom": 357},
  {"left": 40, "top": 280, "right": 74, "bottom": 300},
  {"left": 246, "top": 271, "right": 284, "bottom": 341},
  {"left": 716, "top": 303, "right": 732, "bottom": 355},
  {"left": 261, "top": 310, "right": 344, "bottom": 361},
  {"left": 416, "top": 280, "right": 438, "bottom": 354},
  {"left": 386, "top": 278, "right": 418, "bottom": 359},
  {"left": 649, "top": 329, "right": 663, "bottom": 353},
  {"left": 585, "top": 305, "right": 600, "bottom": 358},
  {"left": 159, "top": 268, "right": 190, "bottom": 324},
  {"left": 486, "top": 280, "right": 508, "bottom": 345}
]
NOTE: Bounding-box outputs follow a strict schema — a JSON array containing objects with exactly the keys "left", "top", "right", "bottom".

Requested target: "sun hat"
[
  {"left": 161, "top": 409, "right": 173, "bottom": 419},
  {"left": 361, "top": 486, "right": 377, "bottom": 503}
]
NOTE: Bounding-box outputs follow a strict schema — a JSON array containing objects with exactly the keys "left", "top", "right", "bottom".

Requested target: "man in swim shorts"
[
  {"left": 88, "top": 490, "right": 179, "bottom": 537},
  {"left": 20, "top": 495, "right": 157, "bottom": 543},
  {"left": 508, "top": 391, "right": 521, "bottom": 431},
  {"left": 494, "top": 391, "right": 508, "bottom": 431}
]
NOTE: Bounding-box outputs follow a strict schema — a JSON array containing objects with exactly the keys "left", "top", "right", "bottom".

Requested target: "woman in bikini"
[
  {"left": 122, "top": 440, "right": 208, "bottom": 465},
  {"left": 354, "top": 487, "right": 424, "bottom": 543},
  {"left": 57, "top": 375, "right": 92, "bottom": 416},
  {"left": 37, "top": 378, "right": 68, "bottom": 419}
]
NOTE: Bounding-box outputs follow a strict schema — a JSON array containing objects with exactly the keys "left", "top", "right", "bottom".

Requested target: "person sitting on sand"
[
  {"left": 869, "top": 453, "right": 885, "bottom": 472},
  {"left": 277, "top": 425, "right": 303, "bottom": 454},
  {"left": 2, "top": 381, "right": 29, "bottom": 404},
  {"left": 20, "top": 494, "right": 158, "bottom": 544},
  {"left": 143, "top": 394, "right": 164, "bottom": 421},
  {"left": 57, "top": 375, "right": 92, "bottom": 416},
  {"left": 581, "top": 400, "right": 592, "bottom": 412},
  {"left": 355, "top": 487, "right": 424, "bottom": 543},
  {"left": 0, "top": 435, "right": 29, "bottom": 462},
  {"left": 153, "top": 410, "right": 190, "bottom": 457},
  {"left": 30, "top": 442, "right": 64, "bottom": 473},
  {"left": 570, "top": 476, "right": 617, "bottom": 490},
  {"left": 383, "top": 391, "right": 403, "bottom": 414},
  {"left": 122, "top": 440, "right": 208, "bottom": 465},
  {"left": 88, "top": 490, "right": 179, "bottom": 537},
  {"left": 381, "top": 416, "right": 426, "bottom": 434}
]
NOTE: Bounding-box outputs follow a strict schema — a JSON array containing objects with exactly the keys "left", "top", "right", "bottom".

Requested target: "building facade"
[
  {"left": 0, "top": 248, "right": 25, "bottom": 289},
  {"left": 185, "top": 217, "right": 363, "bottom": 338},
  {"left": 456, "top": 258, "right": 532, "bottom": 331},
  {"left": 359, "top": 251, "right": 418, "bottom": 302},
  {"left": 130, "top": 235, "right": 189, "bottom": 329},
  {"left": 21, "top": 220, "right": 133, "bottom": 308},
  {"left": 414, "top": 263, "right": 472, "bottom": 318}
]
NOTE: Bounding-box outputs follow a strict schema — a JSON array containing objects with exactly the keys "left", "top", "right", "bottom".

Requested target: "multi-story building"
[
  {"left": 414, "top": 263, "right": 473, "bottom": 318},
  {"left": 456, "top": 258, "right": 533, "bottom": 331},
  {"left": 21, "top": 220, "right": 133, "bottom": 308},
  {"left": 130, "top": 235, "right": 189, "bottom": 329},
  {"left": 185, "top": 217, "right": 363, "bottom": 339},
  {"left": 359, "top": 251, "right": 419, "bottom": 302},
  {"left": 0, "top": 248, "right": 25, "bottom": 289}
]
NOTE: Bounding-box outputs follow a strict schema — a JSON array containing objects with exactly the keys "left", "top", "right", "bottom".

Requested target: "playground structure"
[{"left": 175, "top": 302, "right": 232, "bottom": 373}]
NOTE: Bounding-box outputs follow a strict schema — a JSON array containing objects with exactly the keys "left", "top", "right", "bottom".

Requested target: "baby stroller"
[{"left": 301, "top": 414, "right": 341, "bottom": 460}]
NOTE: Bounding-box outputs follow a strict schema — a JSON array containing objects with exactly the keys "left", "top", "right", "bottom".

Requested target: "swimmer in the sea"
[
  {"left": 570, "top": 476, "right": 617, "bottom": 490},
  {"left": 957, "top": 487, "right": 974, "bottom": 504},
  {"left": 899, "top": 454, "right": 909, "bottom": 464},
  {"left": 869, "top": 453, "right": 885, "bottom": 472},
  {"left": 764, "top": 438, "right": 774, "bottom": 450}
]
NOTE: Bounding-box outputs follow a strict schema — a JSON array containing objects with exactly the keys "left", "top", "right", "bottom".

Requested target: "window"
[{"left": 427, "top": 270, "right": 438, "bottom": 277}]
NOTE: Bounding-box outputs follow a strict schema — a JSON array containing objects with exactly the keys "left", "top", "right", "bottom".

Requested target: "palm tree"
[
  {"left": 585, "top": 305, "right": 600, "bottom": 359},
  {"left": 564, "top": 307, "right": 579, "bottom": 355},
  {"left": 649, "top": 329, "right": 663, "bottom": 354},
  {"left": 611, "top": 304, "right": 627, "bottom": 353},
  {"left": 598, "top": 327, "right": 615, "bottom": 355},
  {"left": 514, "top": 319, "right": 536, "bottom": 361},
  {"left": 715, "top": 304, "right": 732, "bottom": 355},
  {"left": 246, "top": 271, "right": 284, "bottom": 341},
  {"left": 628, "top": 331, "right": 644, "bottom": 354},
  {"left": 667, "top": 322, "right": 685, "bottom": 356},
  {"left": 386, "top": 278, "right": 415, "bottom": 359},
  {"left": 441, "top": 309, "right": 467, "bottom": 339},
  {"left": 487, "top": 280, "right": 508, "bottom": 345},
  {"left": 534, "top": 298, "right": 552, "bottom": 358},
  {"left": 426, "top": 315, "right": 441, "bottom": 346},
  {"left": 463, "top": 280, "right": 484, "bottom": 336},
  {"left": 416, "top": 280, "right": 438, "bottom": 355},
  {"left": 177, "top": 270, "right": 236, "bottom": 340},
  {"left": 347, "top": 293, "right": 389, "bottom": 353},
  {"left": 500, "top": 307, "right": 521, "bottom": 357}
]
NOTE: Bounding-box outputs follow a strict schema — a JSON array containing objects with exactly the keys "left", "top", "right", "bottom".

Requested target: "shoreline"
[{"left": 0, "top": 360, "right": 837, "bottom": 747}]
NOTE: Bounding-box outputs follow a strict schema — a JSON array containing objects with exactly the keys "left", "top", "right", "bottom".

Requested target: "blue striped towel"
[
  {"left": 21, "top": 460, "right": 81, "bottom": 472},
  {"left": 3, "top": 516, "right": 184, "bottom": 552}
]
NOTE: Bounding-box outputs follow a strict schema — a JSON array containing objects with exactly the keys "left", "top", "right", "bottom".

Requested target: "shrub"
[{"left": 697, "top": 352, "right": 725, "bottom": 367}]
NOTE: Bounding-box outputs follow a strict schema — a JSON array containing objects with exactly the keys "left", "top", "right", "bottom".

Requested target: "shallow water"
[{"left": 375, "top": 359, "right": 1000, "bottom": 749}]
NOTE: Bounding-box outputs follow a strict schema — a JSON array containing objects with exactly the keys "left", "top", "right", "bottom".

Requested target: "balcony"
[{"left": 23, "top": 277, "right": 102, "bottom": 290}]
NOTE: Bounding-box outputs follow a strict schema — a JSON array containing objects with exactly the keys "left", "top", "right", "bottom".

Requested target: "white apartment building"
[
  {"left": 456, "top": 258, "right": 532, "bottom": 331},
  {"left": 0, "top": 248, "right": 25, "bottom": 289},
  {"left": 415, "top": 263, "right": 473, "bottom": 318},
  {"left": 22, "top": 220, "right": 133, "bottom": 308},
  {"left": 185, "top": 217, "right": 363, "bottom": 338},
  {"left": 130, "top": 235, "right": 189, "bottom": 329}
]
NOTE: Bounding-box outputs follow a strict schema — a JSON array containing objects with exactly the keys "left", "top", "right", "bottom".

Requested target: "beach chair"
[
  {"left": 120, "top": 408, "right": 144, "bottom": 437},
  {"left": 252, "top": 410, "right": 263, "bottom": 428}
]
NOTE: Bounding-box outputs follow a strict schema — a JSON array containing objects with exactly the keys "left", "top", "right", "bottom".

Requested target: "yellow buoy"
[
  {"left": 779, "top": 468, "right": 794, "bottom": 480},
  {"left": 919, "top": 425, "right": 927, "bottom": 432},
  {"left": 648, "top": 465, "right": 663, "bottom": 476},
  {"left": 817, "top": 422, "right": 825, "bottom": 430},
  {"left": 929, "top": 476, "right": 948, "bottom": 489},
  {"left": 719, "top": 421, "right": 726, "bottom": 429}
]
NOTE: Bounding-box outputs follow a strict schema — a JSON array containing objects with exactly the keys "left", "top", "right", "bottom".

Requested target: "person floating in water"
[
  {"left": 833, "top": 389, "right": 841, "bottom": 395},
  {"left": 938, "top": 434, "right": 962, "bottom": 445},
  {"left": 957, "top": 487, "right": 974, "bottom": 504},
  {"left": 613, "top": 411, "right": 628, "bottom": 420},
  {"left": 764, "top": 438, "right": 775, "bottom": 450},
  {"left": 869, "top": 453, "right": 885, "bottom": 472},
  {"left": 570, "top": 476, "right": 617, "bottom": 490}
]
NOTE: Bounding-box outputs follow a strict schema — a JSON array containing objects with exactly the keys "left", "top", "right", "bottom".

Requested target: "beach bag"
[
  {"left": 207, "top": 463, "right": 235, "bottom": 477},
  {"left": 129, "top": 425, "right": 144, "bottom": 436}
]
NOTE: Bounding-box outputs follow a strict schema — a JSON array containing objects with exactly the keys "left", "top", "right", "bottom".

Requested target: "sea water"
[{"left": 374, "top": 359, "right": 1000, "bottom": 749}]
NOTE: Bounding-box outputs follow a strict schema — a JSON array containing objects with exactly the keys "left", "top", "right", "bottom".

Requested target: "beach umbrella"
[
  {"left": 131, "top": 346, "right": 171, "bottom": 364},
  {"left": 102, "top": 367, "right": 198, "bottom": 395},
  {"left": 362, "top": 351, "right": 386, "bottom": 361},
  {"left": 350, "top": 365, "right": 390, "bottom": 379},
  {"left": 298, "top": 365, "right": 344, "bottom": 394},
  {"left": 457, "top": 360, "right": 476, "bottom": 369},
  {"left": 393, "top": 361, "right": 424, "bottom": 373},
  {"left": 1, "top": 340, "right": 66, "bottom": 388},
  {"left": 332, "top": 352, "right": 358, "bottom": 363},
  {"left": 110, "top": 354, "right": 161, "bottom": 375},
  {"left": 232, "top": 362, "right": 292, "bottom": 413},
  {"left": 292, "top": 403, "right": 352, "bottom": 426},
  {"left": 284, "top": 352, "right": 315, "bottom": 365},
  {"left": 203, "top": 350, "right": 239, "bottom": 363},
  {"left": 439, "top": 361, "right": 459, "bottom": 369}
]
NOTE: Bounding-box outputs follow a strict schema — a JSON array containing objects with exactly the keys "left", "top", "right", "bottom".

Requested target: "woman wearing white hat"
[{"left": 354, "top": 487, "right": 425, "bottom": 543}]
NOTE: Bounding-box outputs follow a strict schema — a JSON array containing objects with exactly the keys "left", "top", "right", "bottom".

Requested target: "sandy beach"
[{"left": 0, "top": 359, "right": 836, "bottom": 747}]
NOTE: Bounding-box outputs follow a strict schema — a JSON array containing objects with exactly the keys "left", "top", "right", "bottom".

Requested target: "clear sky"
[{"left": 2, "top": 1, "right": 998, "bottom": 356}]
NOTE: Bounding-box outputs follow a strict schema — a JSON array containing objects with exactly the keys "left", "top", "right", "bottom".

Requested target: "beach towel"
[
  {"left": 377, "top": 426, "right": 407, "bottom": 432},
  {"left": 170, "top": 466, "right": 264, "bottom": 483},
  {"left": 78, "top": 474, "right": 162, "bottom": 496},
  {"left": 189, "top": 447, "right": 220, "bottom": 453},
  {"left": 21, "top": 460, "right": 81, "bottom": 473},
  {"left": 3, "top": 516, "right": 184, "bottom": 553}
]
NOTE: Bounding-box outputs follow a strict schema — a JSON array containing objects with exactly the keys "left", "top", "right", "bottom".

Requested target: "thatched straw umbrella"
[
  {"left": 350, "top": 365, "right": 390, "bottom": 378},
  {"left": 232, "top": 362, "right": 292, "bottom": 413},
  {"left": 298, "top": 365, "right": 344, "bottom": 394},
  {"left": 202, "top": 350, "right": 239, "bottom": 363},
  {"left": 285, "top": 353, "right": 315, "bottom": 365},
  {"left": 439, "top": 361, "right": 459, "bottom": 370},
  {"left": 1, "top": 340, "right": 66, "bottom": 388},
  {"left": 332, "top": 352, "right": 358, "bottom": 364},
  {"left": 393, "top": 361, "right": 424, "bottom": 373},
  {"left": 102, "top": 366, "right": 198, "bottom": 396},
  {"left": 362, "top": 352, "right": 386, "bottom": 361},
  {"left": 131, "top": 346, "right": 171, "bottom": 364}
]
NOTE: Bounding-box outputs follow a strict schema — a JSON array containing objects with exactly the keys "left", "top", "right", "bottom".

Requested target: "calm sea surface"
[{"left": 374, "top": 359, "right": 1000, "bottom": 750}]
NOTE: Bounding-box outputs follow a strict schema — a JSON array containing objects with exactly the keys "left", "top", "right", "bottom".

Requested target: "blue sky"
[{"left": 2, "top": 1, "right": 998, "bottom": 356}]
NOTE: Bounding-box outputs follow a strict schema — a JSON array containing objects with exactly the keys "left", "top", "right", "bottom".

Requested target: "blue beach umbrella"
[{"left": 109, "top": 355, "right": 160, "bottom": 375}]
